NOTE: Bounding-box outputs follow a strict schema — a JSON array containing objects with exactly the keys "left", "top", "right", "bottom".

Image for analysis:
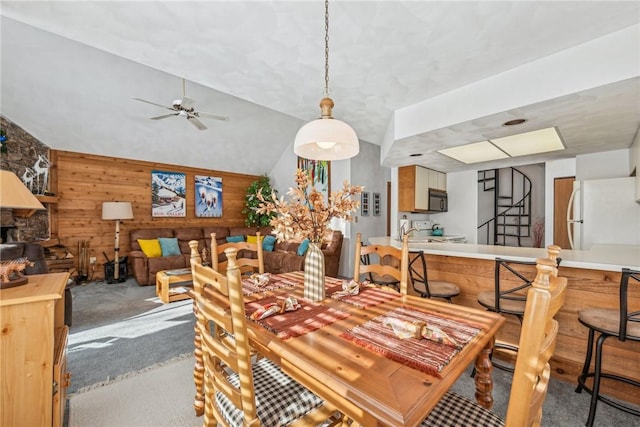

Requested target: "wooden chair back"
[
  {"left": 505, "top": 257, "right": 567, "bottom": 426},
  {"left": 211, "top": 231, "right": 264, "bottom": 275},
  {"left": 353, "top": 233, "right": 409, "bottom": 294},
  {"left": 190, "top": 243, "right": 259, "bottom": 426}
]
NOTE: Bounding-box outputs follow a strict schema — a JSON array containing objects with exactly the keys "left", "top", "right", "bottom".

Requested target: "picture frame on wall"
[
  {"left": 195, "top": 175, "right": 223, "bottom": 217},
  {"left": 151, "top": 170, "right": 186, "bottom": 217},
  {"left": 373, "top": 192, "right": 381, "bottom": 216},
  {"left": 361, "top": 192, "right": 369, "bottom": 216},
  {"left": 297, "top": 157, "right": 331, "bottom": 199}
]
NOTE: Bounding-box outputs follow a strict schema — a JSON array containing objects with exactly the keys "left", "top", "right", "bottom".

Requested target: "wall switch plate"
[{"left": 90, "top": 256, "right": 97, "bottom": 264}]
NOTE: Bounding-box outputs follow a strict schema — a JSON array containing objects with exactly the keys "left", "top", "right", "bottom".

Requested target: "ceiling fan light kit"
[{"left": 294, "top": 0, "right": 359, "bottom": 161}]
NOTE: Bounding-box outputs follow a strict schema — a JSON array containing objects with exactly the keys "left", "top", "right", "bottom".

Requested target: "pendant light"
[{"left": 294, "top": 0, "right": 359, "bottom": 161}]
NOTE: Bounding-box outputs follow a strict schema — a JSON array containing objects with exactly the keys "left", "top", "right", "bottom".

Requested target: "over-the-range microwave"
[{"left": 428, "top": 188, "right": 448, "bottom": 212}]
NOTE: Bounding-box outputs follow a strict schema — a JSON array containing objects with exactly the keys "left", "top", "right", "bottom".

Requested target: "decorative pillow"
[
  {"left": 297, "top": 238, "right": 310, "bottom": 256},
  {"left": 262, "top": 235, "right": 277, "bottom": 252},
  {"left": 138, "top": 239, "right": 162, "bottom": 258},
  {"left": 158, "top": 237, "right": 181, "bottom": 257},
  {"left": 226, "top": 235, "right": 245, "bottom": 243},
  {"left": 247, "top": 235, "right": 263, "bottom": 244}
]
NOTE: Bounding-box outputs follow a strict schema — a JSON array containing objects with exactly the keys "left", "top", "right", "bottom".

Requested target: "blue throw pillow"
[
  {"left": 297, "top": 238, "right": 310, "bottom": 256},
  {"left": 158, "top": 237, "right": 181, "bottom": 257},
  {"left": 262, "top": 235, "right": 277, "bottom": 252},
  {"left": 226, "top": 235, "right": 244, "bottom": 243}
]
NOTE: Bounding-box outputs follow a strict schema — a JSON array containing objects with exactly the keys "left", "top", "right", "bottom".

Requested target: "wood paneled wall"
[
  {"left": 51, "top": 150, "right": 260, "bottom": 280},
  {"left": 417, "top": 253, "right": 640, "bottom": 405}
]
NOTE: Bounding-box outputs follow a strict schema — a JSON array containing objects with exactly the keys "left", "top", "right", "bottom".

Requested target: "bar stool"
[
  {"left": 575, "top": 268, "right": 640, "bottom": 426},
  {"left": 408, "top": 251, "right": 460, "bottom": 302}
]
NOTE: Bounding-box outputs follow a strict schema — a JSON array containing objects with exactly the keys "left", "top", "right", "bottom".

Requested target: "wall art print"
[
  {"left": 195, "top": 175, "right": 223, "bottom": 217},
  {"left": 151, "top": 170, "right": 186, "bottom": 217},
  {"left": 297, "top": 157, "right": 331, "bottom": 198}
]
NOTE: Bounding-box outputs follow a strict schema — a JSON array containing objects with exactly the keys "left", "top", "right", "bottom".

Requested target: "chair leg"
[
  {"left": 575, "top": 328, "right": 595, "bottom": 394},
  {"left": 585, "top": 333, "right": 609, "bottom": 427}
]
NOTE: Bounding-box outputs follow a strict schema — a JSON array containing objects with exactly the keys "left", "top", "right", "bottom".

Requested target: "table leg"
[
  {"left": 474, "top": 337, "right": 494, "bottom": 410},
  {"left": 192, "top": 300, "right": 205, "bottom": 417}
]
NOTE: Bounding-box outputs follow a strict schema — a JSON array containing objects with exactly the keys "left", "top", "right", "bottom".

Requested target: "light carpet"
[{"left": 69, "top": 356, "right": 201, "bottom": 427}]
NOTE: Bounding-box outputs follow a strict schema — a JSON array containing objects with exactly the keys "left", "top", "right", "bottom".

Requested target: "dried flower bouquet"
[{"left": 256, "top": 169, "right": 363, "bottom": 244}]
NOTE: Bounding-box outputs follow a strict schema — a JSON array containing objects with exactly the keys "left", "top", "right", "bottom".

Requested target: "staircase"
[{"left": 478, "top": 168, "right": 532, "bottom": 246}]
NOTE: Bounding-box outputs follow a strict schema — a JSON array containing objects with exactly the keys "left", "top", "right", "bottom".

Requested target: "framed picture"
[
  {"left": 195, "top": 175, "right": 223, "bottom": 217},
  {"left": 361, "top": 192, "right": 369, "bottom": 216},
  {"left": 297, "top": 157, "right": 331, "bottom": 197},
  {"left": 373, "top": 192, "right": 381, "bottom": 216},
  {"left": 151, "top": 170, "right": 186, "bottom": 217}
]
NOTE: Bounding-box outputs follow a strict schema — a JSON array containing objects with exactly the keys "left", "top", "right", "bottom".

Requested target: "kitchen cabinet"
[
  {"left": 1, "top": 272, "right": 70, "bottom": 427},
  {"left": 398, "top": 165, "right": 446, "bottom": 212}
]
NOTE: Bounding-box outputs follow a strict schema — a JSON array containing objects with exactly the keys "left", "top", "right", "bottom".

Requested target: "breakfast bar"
[{"left": 369, "top": 237, "right": 640, "bottom": 406}]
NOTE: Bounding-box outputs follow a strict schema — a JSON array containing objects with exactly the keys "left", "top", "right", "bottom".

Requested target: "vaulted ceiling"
[{"left": 1, "top": 1, "right": 639, "bottom": 175}]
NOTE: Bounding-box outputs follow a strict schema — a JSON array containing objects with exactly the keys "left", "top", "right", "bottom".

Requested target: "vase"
[{"left": 303, "top": 242, "right": 325, "bottom": 302}]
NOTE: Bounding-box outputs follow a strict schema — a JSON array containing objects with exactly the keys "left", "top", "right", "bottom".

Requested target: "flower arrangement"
[{"left": 256, "top": 169, "right": 363, "bottom": 244}]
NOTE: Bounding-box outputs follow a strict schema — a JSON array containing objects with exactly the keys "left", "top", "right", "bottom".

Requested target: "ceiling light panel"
[
  {"left": 438, "top": 141, "right": 509, "bottom": 164},
  {"left": 490, "top": 127, "right": 564, "bottom": 157}
]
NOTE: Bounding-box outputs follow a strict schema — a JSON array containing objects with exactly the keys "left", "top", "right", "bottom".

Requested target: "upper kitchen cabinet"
[{"left": 398, "top": 165, "right": 446, "bottom": 212}]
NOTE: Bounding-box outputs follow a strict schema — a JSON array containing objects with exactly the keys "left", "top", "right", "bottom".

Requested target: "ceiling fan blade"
[
  {"left": 150, "top": 113, "right": 179, "bottom": 120},
  {"left": 132, "top": 97, "right": 174, "bottom": 110},
  {"left": 196, "top": 111, "right": 229, "bottom": 121},
  {"left": 188, "top": 116, "right": 207, "bottom": 130},
  {"left": 181, "top": 96, "right": 195, "bottom": 110}
]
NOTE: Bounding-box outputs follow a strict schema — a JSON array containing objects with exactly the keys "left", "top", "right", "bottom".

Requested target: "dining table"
[{"left": 191, "top": 271, "right": 505, "bottom": 427}]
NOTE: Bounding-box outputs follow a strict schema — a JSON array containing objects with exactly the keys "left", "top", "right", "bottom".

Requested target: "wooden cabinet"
[
  {"left": 1, "top": 272, "right": 70, "bottom": 427},
  {"left": 398, "top": 165, "right": 446, "bottom": 212}
]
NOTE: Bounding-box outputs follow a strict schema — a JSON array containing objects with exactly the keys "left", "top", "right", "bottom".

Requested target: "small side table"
[{"left": 156, "top": 268, "right": 193, "bottom": 304}]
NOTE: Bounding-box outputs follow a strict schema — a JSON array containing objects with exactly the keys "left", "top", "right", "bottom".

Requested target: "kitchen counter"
[{"left": 368, "top": 237, "right": 640, "bottom": 271}]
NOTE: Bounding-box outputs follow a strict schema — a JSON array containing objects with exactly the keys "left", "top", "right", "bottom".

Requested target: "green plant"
[{"left": 242, "top": 175, "right": 278, "bottom": 227}]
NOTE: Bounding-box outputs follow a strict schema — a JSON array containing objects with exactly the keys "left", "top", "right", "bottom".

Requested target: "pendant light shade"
[
  {"left": 295, "top": 1, "right": 359, "bottom": 161},
  {"left": 294, "top": 97, "right": 359, "bottom": 160}
]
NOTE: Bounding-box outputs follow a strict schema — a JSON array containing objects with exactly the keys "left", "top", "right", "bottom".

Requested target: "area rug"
[
  {"left": 68, "top": 279, "right": 196, "bottom": 394},
  {"left": 69, "top": 356, "right": 201, "bottom": 427}
]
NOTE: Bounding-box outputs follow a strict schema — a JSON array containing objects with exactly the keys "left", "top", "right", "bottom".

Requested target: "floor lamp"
[{"left": 102, "top": 201, "right": 133, "bottom": 282}]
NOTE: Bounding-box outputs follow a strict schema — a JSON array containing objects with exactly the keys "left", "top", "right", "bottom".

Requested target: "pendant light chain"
[{"left": 324, "top": 0, "right": 330, "bottom": 98}]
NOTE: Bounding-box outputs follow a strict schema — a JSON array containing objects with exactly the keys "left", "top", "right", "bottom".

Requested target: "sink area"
[{"left": 394, "top": 235, "right": 466, "bottom": 243}]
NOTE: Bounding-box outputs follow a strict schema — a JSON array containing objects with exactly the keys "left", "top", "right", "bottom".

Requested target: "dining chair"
[
  {"left": 421, "top": 256, "right": 567, "bottom": 426},
  {"left": 408, "top": 250, "right": 460, "bottom": 303},
  {"left": 211, "top": 231, "right": 264, "bottom": 275},
  {"left": 354, "top": 233, "right": 409, "bottom": 294},
  {"left": 191, "top": 246, "right": 341, "bottom": 426},
  {"left": 575, "top": 267, "right": 640, "bottom": 426}
]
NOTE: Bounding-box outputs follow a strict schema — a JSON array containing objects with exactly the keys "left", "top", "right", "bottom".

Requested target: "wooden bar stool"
[
  {"left": 575, "top": 268, "right": 640, "bottom": 426},
  {"left": 408, "top": 250, "right": 460, "bottom": 302}
]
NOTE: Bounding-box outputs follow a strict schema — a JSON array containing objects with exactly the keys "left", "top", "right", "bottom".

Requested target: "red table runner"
[
  {"left": 245, "top": 295, "right": 350, "bottom": 339},
  {"left": 341, "top": 306, "right": 482, "bottom": 377}
]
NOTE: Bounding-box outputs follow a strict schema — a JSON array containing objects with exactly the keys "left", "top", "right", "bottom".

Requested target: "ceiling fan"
[{"left": 133, "top": 78, "right": 229, "bottom": 130}]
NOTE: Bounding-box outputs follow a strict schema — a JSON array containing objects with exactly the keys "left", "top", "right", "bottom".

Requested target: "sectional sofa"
[{"left": 128, "top": 226, "right": 343, "bottom": 286}]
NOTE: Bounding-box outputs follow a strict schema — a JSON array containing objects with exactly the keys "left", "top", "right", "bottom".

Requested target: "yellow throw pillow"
[
  {"left": 246, "top": 235, "right": 264, "bottom": 244},
  {"left": 138, "top": 239, "right": 162, "bottom": 258}
]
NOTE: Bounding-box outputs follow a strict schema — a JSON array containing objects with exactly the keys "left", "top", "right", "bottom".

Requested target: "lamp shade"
[
  {"left": 102, "top": 202, "right": 134, "bottom": 220},
  {"left": 294, "top": 118, "right": 359, "bottom": 161},
  {"left": 0, "top": 170, "right": 46, "bottom": 216}
]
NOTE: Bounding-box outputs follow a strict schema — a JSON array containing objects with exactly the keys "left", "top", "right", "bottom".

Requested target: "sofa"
[{"left": 128, "top": 226, "right": 344, "bottom": 286}]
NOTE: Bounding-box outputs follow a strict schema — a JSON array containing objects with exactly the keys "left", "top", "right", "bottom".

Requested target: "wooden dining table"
[{"left": 191, "top": 271, "right": 505, "bottom": 427}]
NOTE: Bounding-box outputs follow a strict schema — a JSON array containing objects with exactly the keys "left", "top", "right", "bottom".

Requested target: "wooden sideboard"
[{"left": 1, "top": 272, "right": 70, "bottom": 427}]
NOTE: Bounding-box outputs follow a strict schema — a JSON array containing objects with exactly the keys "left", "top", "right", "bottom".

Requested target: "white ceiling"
[{"left": 1, "top": 1, "right": 639, "bottom": 175}]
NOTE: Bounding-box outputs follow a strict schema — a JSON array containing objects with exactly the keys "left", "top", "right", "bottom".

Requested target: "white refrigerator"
[{"left": 567, "top": 177, "right": 640, "bottom": 250}]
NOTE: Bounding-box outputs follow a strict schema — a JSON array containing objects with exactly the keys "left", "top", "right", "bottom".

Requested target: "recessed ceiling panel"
[
  {"left": 491, "top": 127, "right": 564, "bottom": 157},
  {"left": 438, "top": 141, "right": 509, "bottom": 164}
]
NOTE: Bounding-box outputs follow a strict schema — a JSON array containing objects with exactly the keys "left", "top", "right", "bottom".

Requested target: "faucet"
[{"left": 399, "top": 224, "right": 418, "bottom": 239}]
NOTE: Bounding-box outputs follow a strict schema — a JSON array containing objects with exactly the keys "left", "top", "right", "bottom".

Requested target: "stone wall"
[{"left": 0, "top": 116, "right": 50, "bottom": 241}]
